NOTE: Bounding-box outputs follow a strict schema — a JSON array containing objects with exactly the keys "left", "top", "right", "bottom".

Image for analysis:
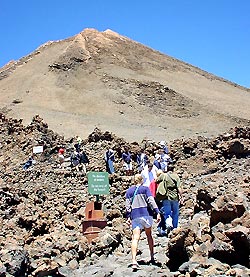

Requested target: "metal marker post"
[
  {"left": 83, "top": 171, "right": 110, "bottom": 243},
  {"left": 95, "top": 195, "right": 100, "bottom": 202}
]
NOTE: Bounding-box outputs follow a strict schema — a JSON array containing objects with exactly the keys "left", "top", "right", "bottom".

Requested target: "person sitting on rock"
[{"left": 23, "top": 155, "right": 35, "bottom": 170}]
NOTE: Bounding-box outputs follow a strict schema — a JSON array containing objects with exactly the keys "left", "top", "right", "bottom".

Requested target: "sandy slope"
[{"left": 0, "top": 28, "right": 249, "bottom": 142}]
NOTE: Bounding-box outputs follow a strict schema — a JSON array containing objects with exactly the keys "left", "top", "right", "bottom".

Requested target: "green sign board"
[{"left": 87, "top": 171, "right": 110, "bottom": 195}]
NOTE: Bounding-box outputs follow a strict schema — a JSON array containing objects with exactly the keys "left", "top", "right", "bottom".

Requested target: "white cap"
[{"left": 159, "top": 141, "right": 166, "bottom": 146}]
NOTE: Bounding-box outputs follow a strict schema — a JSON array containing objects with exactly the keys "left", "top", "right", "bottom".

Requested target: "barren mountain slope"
[{"left": 0, "top": 28, "right": 249, "bottom": 141}]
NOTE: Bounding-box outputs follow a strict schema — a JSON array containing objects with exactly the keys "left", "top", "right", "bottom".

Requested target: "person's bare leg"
[
  {"left": 145, "top": 227, "right": 154, "bottom": 260},
  {"left": 131, "top": 227, "right": 141, "bottom": 264}
]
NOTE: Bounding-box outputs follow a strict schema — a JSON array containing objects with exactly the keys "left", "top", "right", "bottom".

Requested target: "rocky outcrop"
[{"left": 0, "top": 114, "right": 249, "bottom": 276}]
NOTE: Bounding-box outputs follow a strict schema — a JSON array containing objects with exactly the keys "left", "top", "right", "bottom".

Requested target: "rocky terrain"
[
  {"left": 0, "top": 27, "right": 250, "bottom": 277},
  {"left": 0, "top": 114, "right": 249, "bottom": 276}
]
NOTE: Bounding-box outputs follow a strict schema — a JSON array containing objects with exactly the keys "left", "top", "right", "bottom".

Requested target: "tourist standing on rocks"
[
  {"left": 153, "top": 154, "right": 162, "bottom": 170},
  {"left": 159, "top": 140, "right": 169, "bottom": 154},
  {"left": 126, "top": 174, "right": 161, "bottom": 270},
  {"left": 122, "top": 146, "right": 133, "bottom": 175},
  {"left": 75, "top": 136, "right": 82, "bottom": 152},
  {"left": 104, "top": 148, "right": 115, "bottom": 174},
  {"left": 159, "top": 149, "right": 172, "bottom": 172},
  {"left": 58, "top": 148, "right": 65, "bottom": 168},
  {"left": 70, "top": 148, "right": 81, "bottom": 171},
  {"left": 79, "top": 148, "right": 89, "bottom": 174},
  {"left": 155, "top": 164, "right": 183, "bottom": 236},
  {"left": 136, "top": 149, "right": 149, "bottom": 172}
]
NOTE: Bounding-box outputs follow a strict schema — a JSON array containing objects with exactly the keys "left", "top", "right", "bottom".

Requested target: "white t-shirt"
[{"left": 141, "top": 165, "right": 157, "bottom": 187}]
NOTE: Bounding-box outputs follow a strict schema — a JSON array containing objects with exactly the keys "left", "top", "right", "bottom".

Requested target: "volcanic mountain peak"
[
  {"left": 104, "top": 28, "right": 123, "bottom": 36},
  {"left": 0, "top": 28, "right": 249, "bottom": 142},
  {"left": 52, "top": 28, "right": 129, "bottom": 67}
]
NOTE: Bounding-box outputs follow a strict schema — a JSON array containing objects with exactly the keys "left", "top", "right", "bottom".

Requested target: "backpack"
[
  {"left": 155, "top": 173, "right": 177, "bottom": 201},
  {"left": 155, "top": 174, "right": 167, "bottom": 201}
]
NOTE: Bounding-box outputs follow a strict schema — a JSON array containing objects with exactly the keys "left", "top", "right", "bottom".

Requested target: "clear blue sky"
[{"left": 1, "top": 0, "right": 249, "bottom": 88}]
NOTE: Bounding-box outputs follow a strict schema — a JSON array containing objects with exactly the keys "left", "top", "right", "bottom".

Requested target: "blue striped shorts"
[{"left": 132, "top": 216, "right": 153, "bottom": 230}]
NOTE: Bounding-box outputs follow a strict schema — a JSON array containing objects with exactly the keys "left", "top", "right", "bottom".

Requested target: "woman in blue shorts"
[{"left": 126, "top": 174, "right": 161, "bottom": 270}]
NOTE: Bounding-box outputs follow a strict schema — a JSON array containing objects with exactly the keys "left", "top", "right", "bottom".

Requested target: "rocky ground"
[{"left": 0, "top": 114, "right": 249, "bottom": 276}]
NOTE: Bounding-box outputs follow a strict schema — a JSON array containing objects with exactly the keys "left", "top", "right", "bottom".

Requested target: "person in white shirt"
[
  {"left": 136, "top": 150, "right": 149, "bottom": 172},
  {"left": 141, "top": 163, "right": 158, "bottom": 187},
  {"left": 159, "top": 149, "right": 172, "bottom": 172}
]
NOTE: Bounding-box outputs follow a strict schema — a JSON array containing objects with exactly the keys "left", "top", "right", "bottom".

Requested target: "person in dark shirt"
[
  {"left": 153, "top": 154, "right": 162, "bottom": 170},
  {"left": 122, "top": 146, "right": 133, "bottom": 175},
  {"left": 104, "top": 148, "right": 115, "bottom": 174},
  {"left": 23, "top": 156, "right": 35, "bottom": 170},
  {"left": 79, "top": 149, "right": 89, "bottom": 174},
  {"left": 70, "top": 150, "right": 81, "bottom": 171}
]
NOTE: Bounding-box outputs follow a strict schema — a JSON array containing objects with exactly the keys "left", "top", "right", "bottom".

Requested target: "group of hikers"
[
  {"left": 58, "top": 136, "right": 90, "bottom": 173},
  {"left": 122, "top": 141, "right": 183, "bottom": 270},
  {"left": 55, "top": 137, "right": 172, "bottom": 177},
  {"left": 23, "top": 135, "right": 173, "bottom": 178},
  {"left": 60, "top": 137, "right": 181, "bottom": 270},
  {"left": 22, "top": 136, "right": 182, "bottom": 271},
  {"left": 105, "top": 140, "right": 173, "bottom": 176},
  {"left": 101, "top": 139, "right": 182, "bottom": 270},
  {"left": 125, "top": 163, "right": 182, "bottom": 270}
]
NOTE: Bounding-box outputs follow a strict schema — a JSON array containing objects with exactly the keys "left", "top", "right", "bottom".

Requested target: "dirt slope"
[{"left": 0, "top": 28, "right": 249, "bottom": 142}]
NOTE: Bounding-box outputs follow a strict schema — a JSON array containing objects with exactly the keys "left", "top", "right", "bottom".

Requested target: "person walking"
[
  {"left": 70, "top": 148, "right": 81, "bottom": 171},
  {"left": 155, "top": 164, "right": 183, "bottom": 235},
  {"left": 126, "top": 174, "right": 161, "bottom": 270},
  {"left": 136, "top": 150, "right": 149, "bottom": 172},
  {"left": 141, "top": 163, "right": 158, "bottom": 187},
  {"left": 75, "top": 136, "right": 82, "bottom": 152},
  {"left": 104, "top": 148, "right": 115, "bottom": 174},
  {"left": 153, "top": 154, "right": 162, "bottom": 170},
  {"left": 79, "top": 148, "right": 89, "bottom": 174},
  {"left": 159, "top": 149, "right": 172, "bottom": 172},
  {"left": 149, "top": 169, "right": 166, "bottom": 235}
]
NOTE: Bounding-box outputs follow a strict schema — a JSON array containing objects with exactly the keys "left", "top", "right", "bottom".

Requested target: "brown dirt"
[{"left": 0, "top": 28, "right": 249, "bottom": 142}]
